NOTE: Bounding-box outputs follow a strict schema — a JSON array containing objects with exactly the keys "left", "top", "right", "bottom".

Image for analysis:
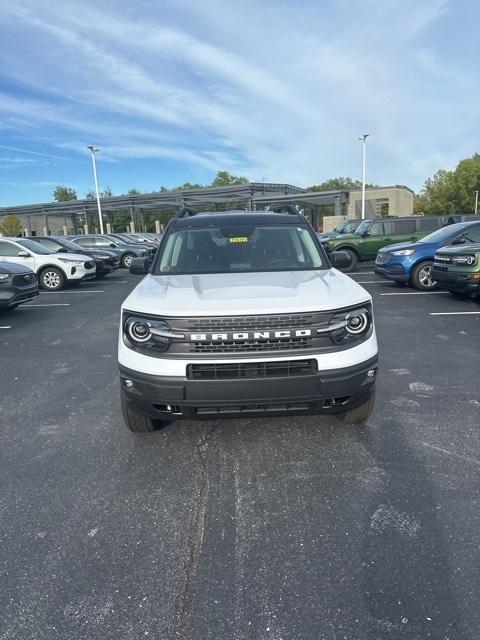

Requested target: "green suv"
[
  {"left": 324, "top": 217, "right": 445, "bottom": 272},
  {"left": 431, "top": 243, "right": 480, "bottom": 299}
]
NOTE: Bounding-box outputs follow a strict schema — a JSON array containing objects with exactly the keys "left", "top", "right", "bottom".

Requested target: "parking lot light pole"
[
  {"left": 86, "top": 146, "right": 104, "bottom": 234},
  {"left": 359, "top": 134, "right": 369, "bottom": 220},
  {"left": 475, "top": 190, "right": 478, "bottom": 214}
]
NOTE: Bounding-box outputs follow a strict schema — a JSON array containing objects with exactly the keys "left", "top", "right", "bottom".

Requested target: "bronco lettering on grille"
[{"left": 190, "top": 329, "right": 313, "bottom": 342}]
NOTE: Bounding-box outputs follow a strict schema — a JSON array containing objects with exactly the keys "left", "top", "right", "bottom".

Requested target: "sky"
[{"left": 0, "top": 0, "right": 479, "bottom": 206}]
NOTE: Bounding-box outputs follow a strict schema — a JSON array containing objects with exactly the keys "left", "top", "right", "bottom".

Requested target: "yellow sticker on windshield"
[{"left": 229, "top": 237, "right": 248, "bottom": 243}]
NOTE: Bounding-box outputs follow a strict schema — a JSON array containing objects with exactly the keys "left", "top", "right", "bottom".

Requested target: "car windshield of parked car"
[
  {"left": 418, "top": 225, "right": 461, "bottom": 244},
  {"left": 16, "top": 239, "right": 54, "bottom": 255},
  {"left": 50, "top": 238, "right": 84, "bottom": 252},
  {"left": 155, "top": 224, "right": 326, "bottom": 275}
]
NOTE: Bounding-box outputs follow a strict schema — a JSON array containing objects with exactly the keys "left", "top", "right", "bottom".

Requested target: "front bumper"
[
  {"left": 119, "top": 356, "right": 378, "bottom": 421},
  {"left": 374, "top": 264, "right": 410, "bottom": 283},
  {"left": 0, "top": 285, "right": 39, "bottom": 308},
  {"left": 431, "top": 268, "right": 480, "bottom": 293}
]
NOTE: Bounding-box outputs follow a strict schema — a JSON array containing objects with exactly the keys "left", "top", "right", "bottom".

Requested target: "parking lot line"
[
  {"left": 380, "top": 291, "right": 445, "bottom": 296},
  {"left": 354, "top": 280, "right": 389, "bottom": 284},
  {"left": 0, "top": 326, "right": 12, "bottom": 329},
  {"left": 22, "top": 303, "right": 71, "bottom": 307},
  {"left": 41, "top": 290, "right": 105, "bottom": 294},
  {"left": 351, "top": 271, "right": 375, "bottom": 275},
  {"left": 430, "top": 311, "right": 480, "bottom": 316}
]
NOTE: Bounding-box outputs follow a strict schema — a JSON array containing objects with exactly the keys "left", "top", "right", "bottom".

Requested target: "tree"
[
  {"left": 85, "top": 186, "right": 113, "bottom": 199},
  {"left": 307, "top": 177, "right": 377, "bottom": 192},
  {"left": 211, "top": 170, "right": 249, "bottom": 187},
  {"left": 415, "top": 154, "right": 480, "bottom": 215},
  {"left": 0, "top": 214, "right": 22, "bottom": 237},
  {"left": 174, "top": 182, "right": 203, "bottom": 191},
  {"left": 127, "top": 188, "right": 141, "bottom": 196},
  {"left": 53, "top": 185, "right": 77, "bottom": 202}
]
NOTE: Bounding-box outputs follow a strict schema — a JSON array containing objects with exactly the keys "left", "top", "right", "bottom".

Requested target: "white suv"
[
  {"left": 0, "top": 238, "right": 96, "bottom": 290},
  {"left": 118, "top": 208, "right": 378, "bottom": 432}
]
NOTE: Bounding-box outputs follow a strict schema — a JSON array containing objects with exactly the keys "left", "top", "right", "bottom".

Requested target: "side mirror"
[
  {"left": 18, "top": 251, "right": 30, "bottom": 257},
  {"left": 129, "top": 257, "right": 152, "bottom": 275},
  {"left": 330, "top": 250, "right": 352, "bottom": 271},
  {"left": 451, "top": 236, "right": 466, "bottom": 245},
  {"left": 110, "top": 243, "right": 116, "bottom": 247}
]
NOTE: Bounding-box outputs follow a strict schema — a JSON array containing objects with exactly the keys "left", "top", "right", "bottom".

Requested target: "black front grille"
[
  {"left": 192, "top": 337, "right": 309, "bottom": 353},
  {"left": 188, "top": 359, "right": 317, "bottom": 380},
  {"left": 12, "top": 273, "right": 36, "bottom": 286},
  {"left": 187, "top": 314, "right": 314, "bottom": 331}
]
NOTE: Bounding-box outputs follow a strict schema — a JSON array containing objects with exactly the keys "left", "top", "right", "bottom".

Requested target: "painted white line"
[
  {"left": 430, "top": 311, "right": 480, "bottom": 316},
  {"left": 355, "top": 280, "right": 390, "bottom": 284},
  {"left": 22, "top": 303, "right": 70, "bottom": 307},
  {"left": 380, "top": 291, "right": 445, "bottom": 296},
  {"left": 100, "top": 280, "right": 127, "bottom": 284},
  {"left": 41, "top": 290, "right": 105, "bottom": 294},
  {"left": 351, "top": 271, "right": 376, "bottom": 275},
  {"left": 0, "top": 326, "right": 12, "bottom": 329}
]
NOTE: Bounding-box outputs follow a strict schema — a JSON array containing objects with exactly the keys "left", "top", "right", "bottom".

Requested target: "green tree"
[
  {"left": 53, "top": 185, "right": 77, "bottom": 201},
  {"left": 127, "top": 188, "right": 141, "bottom": 196},
  {"left": 211, "top": 170, "right": 249, "bottom": 187},
  {"left": 174, "top": 182, "right": 203, "bottom": 191},
  {"left": 307, "top": 177, "right": 377, "bottom": 191},
  {"left": 85, "top": 186, "right": 113, "bottom": 199},
  {"left": 0, "top": 214, "right": 23, "bottom": 237}
]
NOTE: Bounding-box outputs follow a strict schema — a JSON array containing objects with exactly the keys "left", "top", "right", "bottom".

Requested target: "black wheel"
[
  {"left": 121, "top": 253, "right": 135, "bottom": 268},
  {"left": 39, "top": 267, "right": 65, "bottom": 291},
  {"left": 121, "top": 389, "right": 171, "bottom": 433},
  {"left": 338, "top": 249, "right": 358, "bottom": 273},
  {"left": 337, "top": 390, "right": 375, "bottom": 425},
  {"left": 411, "top": 261, "right": 437, "bottom": 290}
]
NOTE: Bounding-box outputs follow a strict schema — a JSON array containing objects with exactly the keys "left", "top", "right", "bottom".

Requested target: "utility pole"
[
  {"left": 358, "top": 134, "right": 369, "bottom": 219},
  {"left": 475, "top": 190, "right": 478, "bottom": 215},
  {"left": 86, "top": 146, "right": 104, "bottom": 234}
]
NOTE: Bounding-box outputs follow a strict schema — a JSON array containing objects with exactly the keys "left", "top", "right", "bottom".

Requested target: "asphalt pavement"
[{"left": 1, "top": 270, "right": 479, "bottom": 640}]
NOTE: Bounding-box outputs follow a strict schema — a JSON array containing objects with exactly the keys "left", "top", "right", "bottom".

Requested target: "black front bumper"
[
  {"left": 119, "top": 356, "right": 378, "bottom": 420},
  {"left": 431, "top": 268, "right": 480, "bottom": 294},
  {"left": 0, "top": 286, "right": 38, "bottom": 308}
]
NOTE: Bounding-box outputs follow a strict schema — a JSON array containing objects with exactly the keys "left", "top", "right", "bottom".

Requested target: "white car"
[
  {"left": 0, "top": 238, "right": 96, "bottom": 290},
  {"left": 118, "top": 208, "right": 378, "bottom": 433}
]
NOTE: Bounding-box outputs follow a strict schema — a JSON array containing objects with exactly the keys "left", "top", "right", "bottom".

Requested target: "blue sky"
[{"left": 0, "top": 0, "right": 478, "bottom": 206}]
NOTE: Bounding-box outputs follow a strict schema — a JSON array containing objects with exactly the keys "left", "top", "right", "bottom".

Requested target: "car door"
[
  {"left": 360, "top": 221, "right": 386, "bottom": 259},
  {"left": 0, "top": 240, "right": 36, "bottom": 271}
]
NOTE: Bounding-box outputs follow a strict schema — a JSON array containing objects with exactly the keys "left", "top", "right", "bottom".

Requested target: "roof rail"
[
  {"left": 176, "top": 206, "right": 199, "bottom": 219},
  {"left": 270, "top": 204, "right": 300, "bottom": 216}
]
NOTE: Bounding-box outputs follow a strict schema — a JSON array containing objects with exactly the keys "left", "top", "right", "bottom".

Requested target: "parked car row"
[{"left": 0, "top": 232, "right": 163, "bottom": 310}]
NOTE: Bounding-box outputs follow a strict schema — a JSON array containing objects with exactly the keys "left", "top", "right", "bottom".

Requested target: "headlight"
[
  {"left": 123, "top": 314, "right": 184, "bottom": 353},
  {"left": 0, "top": 273, "right": 10, "bottom": 281},
  {"left": 391, "top": 249, "right": 416, "bottom": 256},
  {"left": 452, "top": 255, "right": 476, "bottom": 266},
  {"left": 58, "top": 258, "right": 84, "bottom": 265},
  {"left": 328, "top": 305, "right": 373, "bottom": 344}
]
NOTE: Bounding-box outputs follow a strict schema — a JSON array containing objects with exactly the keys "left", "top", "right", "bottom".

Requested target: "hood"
[
  {"left": 435, "top": 242, "right": 480, "bottom": 256},
  {"left": 378, "top": 241, "right": 425, "bottom": 253},
  {"left": 55, "top": 251, "right": 93, "bottom": 261},
  {"left": 0, "top": 261, "right": 34, "bottom": 274},
  {"left": 122, "top": 269, "right": 371, "bottom": 317}
]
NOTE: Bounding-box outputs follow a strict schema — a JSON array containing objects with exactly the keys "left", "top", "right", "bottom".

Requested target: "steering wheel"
[{"left": 265, "top": 258, "right": 297, "bottom": 269}]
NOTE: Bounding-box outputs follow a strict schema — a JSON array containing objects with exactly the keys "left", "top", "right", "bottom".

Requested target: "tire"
[
  {"left": 121, "top": 253, "right": 135, "bottom": 268},
  {"left": 39, "top": 267, "right": 65, "bottom": 291},
  {"left": 338, "top": 248, "right": 358, "bottom": 273},
  {"left": 411, "top": 261, "right": 437, "bottom": 291},
  {"left": 121, "top": 389, "right": 171, "bottom": 433},
  {"left": 337, "top": 390, "right": 375, "bottom": 425}
]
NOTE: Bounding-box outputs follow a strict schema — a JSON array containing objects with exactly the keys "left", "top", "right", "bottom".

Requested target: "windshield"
[
  {"left": 17, "top": 239, "right": 54, "bottom": 255},
  {"left": 333, "top": 221, "right": 348, "bottom": 233},
  {"left": 154, "top": 224, "right": 326, "bottom": 275},
  {"left": 52, "top": 238, "right": 84, "bottom": 252},
  {"left": 418, "top": 225, "right": 459, "bottom": 244}
]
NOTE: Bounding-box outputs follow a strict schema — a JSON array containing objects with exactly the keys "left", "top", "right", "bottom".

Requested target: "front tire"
[
  {"left": 339, "top": 249, "right": 358, "bottom": 273},
  {"left": 122, "top": 253, "right": 135, "bottom": 268},
  {"left": 411, "top": 261, "right": 436, "bottom": 290},
  {"left": 337, "top": 390, "right": 375, "bottom": 425},
  {"left": 121, "top": 390, "right": 171, "bottom": 433},
  {"left": 39, "top": 267, "right": 65, "bottom": 291}
]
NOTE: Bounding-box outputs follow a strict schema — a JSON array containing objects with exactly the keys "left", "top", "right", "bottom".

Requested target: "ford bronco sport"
[{"left": 118, "top": 208, "right": 378, "bottom": 432}]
